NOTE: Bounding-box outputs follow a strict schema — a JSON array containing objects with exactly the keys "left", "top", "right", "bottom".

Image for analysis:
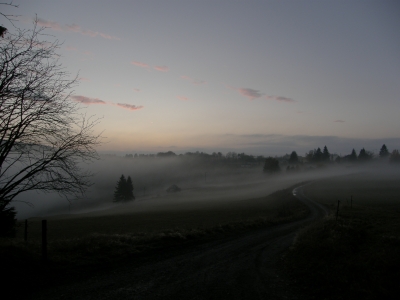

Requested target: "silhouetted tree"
[
  {"left": 379, "top": 144, "right": 390, "bottom": 159},
  {"left": 156, "top": 151, "right": 176, "bottom": 157},
  {"left": 288, "top": 151, "right": 299, "bottom": 164},
  {"left": 263, "top": 157, "right": 280, "bottom": 173},
  {"left": 226, "top": 152, "right": 238, "bottom": 160},
  {"left": 113, "top": 175, "right": 127, "bottom": 202},
  {"left": 0, "top": 18, "right": 101, "bottom": 236},
  {"left": 322, "top": 146, "right": 330, "bottom": 162},
  {"left": 125, "top": 176, "right": 135, "bottom": 200},
  {"left": 358, "top": 148, "right": 373, "bottom": 162},
  {"left": 314, "top": 147, "right": 323, "bottom": 162},
  {"left": 238, "top": 153, "right": 256, "bottom": 163},
  {"left": 113, "top": 175, "right": 134, "bottom": 202},
  {"left": 349, "top": 149, "right": 357, "bottom": 162}
]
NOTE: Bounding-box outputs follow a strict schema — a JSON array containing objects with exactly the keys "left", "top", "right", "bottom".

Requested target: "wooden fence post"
[
  {"left": 24, "top": 219, "right": 28, "bottom": 242},
  {"left": 42, "top": 220, "right": 47, "bottom": 263}
]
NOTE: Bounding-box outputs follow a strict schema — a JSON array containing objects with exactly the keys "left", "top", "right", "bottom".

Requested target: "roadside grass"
[
  {"left": 1, "top": 185, "right": 309, "bottom": 298},
  {"left": 285, "top": 174, "right": 400, "bottom": 299}
]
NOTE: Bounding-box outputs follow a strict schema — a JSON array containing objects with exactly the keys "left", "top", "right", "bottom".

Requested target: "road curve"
[{"left": 35, "top": 185, "right": 329, "bottom": 300}]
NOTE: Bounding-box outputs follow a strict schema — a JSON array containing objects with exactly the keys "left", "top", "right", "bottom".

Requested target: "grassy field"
[
  {"left": 1, "top": 184, "right": 309, "bottom": 298},
  {"left": 285, "top": 170, "right": 400, "bottom": 299},
  {"left": 16, "top": 184, "right": 309, "bottom": 242}
]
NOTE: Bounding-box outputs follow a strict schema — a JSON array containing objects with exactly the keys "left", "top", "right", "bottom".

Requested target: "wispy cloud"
[
  {"left": 181, "top": 75, "right": 206, "bottom": 85},
  {"left": 79, "top": 77, "right": 90, "bottom": 82},
  {"left": 131, "top": 61, "right": 150, "bottom": 69},
  {"left": 115, "top": 103, "right": 144, "bottom": 111},
  {"left": 154, "top": 65, "right": 169, "bottom": 72},
  {"left": 66, "top": 46, "right": 77, "bottom": 51},
  {"left": 237, "top": 88, "right": 263, "bottom": 100},
  {"left": 37, "top": 19, "right": 62, "bottom": 30},
  {"left": 71, "top": 95, "right": 106, "bottom": 105},
  {"left": 37, "top": 18, "right": 120, "bottom": 40},
  {"left": 334, "top": 119, "right": 345, "bottom": 123},
  {"left": 177, "top": 96, "right": 190, "bottom": 101},
  {"left": 72, "top": 95, "right": 143, "bottom": 112},
  {"left": 133, "top": 88, "right": 140, "bottom": 92},
  {"left": 265, "top": 95, "right": 295, "bottom": 103}
]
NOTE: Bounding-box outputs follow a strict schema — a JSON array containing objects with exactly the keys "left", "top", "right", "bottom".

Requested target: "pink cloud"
[
  {"left": 71, "top": 95, "right": 106, "bottom": 105},
  {"left": 66, "top": 46, "right": 77, "bottom": 51},
  {"left": 131, "top": 61, "right": 150, "bottom": 68},
  {"left": 237, "top": 88, "right": 263, "bottom": 100},
  {"left": 154, "top": 65, "right": 169, "bottom": 72},
  {"left": 133, "top": 88, "right": 140, "bottom": 92},
  {"left": 181, "top": 75, "right": 206, "bottom": 85},
  {"left": 72, "top": 95, "right": 143, "bottom": 112},
  {"left": 79, "top": 77, "right": 90, "bottom": 82},
  {"left": 37, "top": 19, "right": 63, "bottom": 31},
  {"left": 265, "top": 95, "right": 295, "bottom": 103},
  {"left": 37, "top": 18, "right": 120, "bottom": 40},
  {"left": 334, "top": 119, "right": 345, "bottom": 123},
  {"left": 115, "top": 103, "right": 144, "bottom": 111},
  {"left": 177, "top": 96, "right": 190, "bottom": 101}
]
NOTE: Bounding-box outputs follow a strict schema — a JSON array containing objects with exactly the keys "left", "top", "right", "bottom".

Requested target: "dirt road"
[{"left": 35, "top": 185, "right": 328, "bottom": 300}]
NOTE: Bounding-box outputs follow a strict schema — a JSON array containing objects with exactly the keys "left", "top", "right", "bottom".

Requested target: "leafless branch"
[
  {"left": 0, "top": 18, "right": 101, "bottom": 211},
  {"left": 0, "top": 1, "right": 20, "bottom": 29}
]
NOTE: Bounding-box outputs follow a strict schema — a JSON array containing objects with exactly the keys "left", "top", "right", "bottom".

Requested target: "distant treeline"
[
  {"left": 122, "top": 151, "right": 266, "bottom": 166},
  {"left": 107, "top": 143, "right": 400, "bottom": 167}
]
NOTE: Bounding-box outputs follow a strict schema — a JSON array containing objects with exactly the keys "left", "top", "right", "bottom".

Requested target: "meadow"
[
  {"left": 285, "top": 168, "right": 400, "bottom": 299},
  {"left": 4, "top": 160, "right": 398, "bottom": 299},
  {"left": 2, "top": 180, "right": 310, "bottom": 299}
]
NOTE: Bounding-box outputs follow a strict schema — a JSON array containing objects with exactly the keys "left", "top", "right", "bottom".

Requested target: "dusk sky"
[{"left": 3, "top": 1, "right": 400, "bottom": 156}]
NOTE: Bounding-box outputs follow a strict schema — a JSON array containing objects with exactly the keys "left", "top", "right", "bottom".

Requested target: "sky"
[{"left": 2, "top": 0, "right": 400, "bottom": 156}]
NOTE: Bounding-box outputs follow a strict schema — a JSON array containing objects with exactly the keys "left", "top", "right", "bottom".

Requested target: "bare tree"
[
  {"left": 0, "top": 19, "right": 101, "bottom": 218},
  {"left": 1, "top": 1, "right": 19, "bottom": 33}
]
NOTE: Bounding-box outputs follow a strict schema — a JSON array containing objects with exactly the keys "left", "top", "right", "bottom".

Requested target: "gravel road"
[{"left": 35, "top": 185, "right": 329, "bottom": 300}]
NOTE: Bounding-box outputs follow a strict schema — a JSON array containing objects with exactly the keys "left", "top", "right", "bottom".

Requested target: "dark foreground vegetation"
[
  {"left": 285, "top": 175, "right": 400, "bottom": 299},
  {"left": 1, "top": 186, "right": 308, "bottom": 299}
]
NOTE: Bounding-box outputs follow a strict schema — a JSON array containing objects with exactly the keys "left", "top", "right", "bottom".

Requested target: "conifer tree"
[
  {"left": 322, "top": 146, "right": 330, "bottom": 162},
  {"left": 113, "top": 175, "right": 127, "bottom": 202},
  {"left": 314, "top": 148, "right": 323, "bottom": 162},
  {"left": 125, "top": 176, "right": 135, "bottom": 201},
  {"left": 349, "top": 149, "right": 357, "bottom": 162},
  {"left": 358, "top": 148, "right": 373, "bottom": 161},
  {"left": 113, "top": 174, "right": 135, "bottom": 202},
  {"left": 379, "top": 144, "right": 389, "bottom": 158}
]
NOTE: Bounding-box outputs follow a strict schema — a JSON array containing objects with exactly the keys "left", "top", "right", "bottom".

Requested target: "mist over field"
[{"left": 12, "top": 152, "right": 399, "bottom": 220}]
